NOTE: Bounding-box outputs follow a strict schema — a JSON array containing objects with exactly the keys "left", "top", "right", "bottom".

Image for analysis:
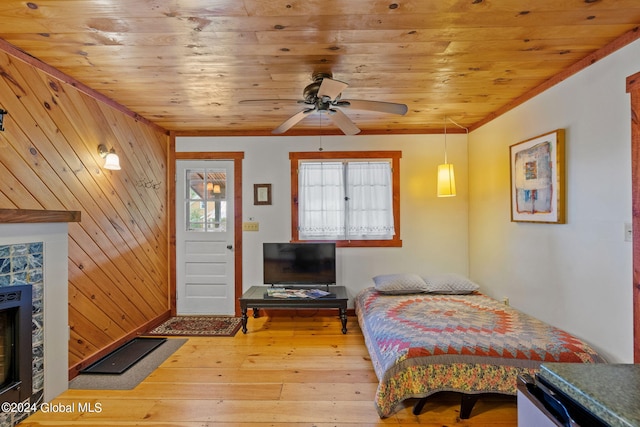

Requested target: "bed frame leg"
[
  {"left": 460, "top": 394, "right": 479, "bottom": 419},
  {"left": 412, "top": 397, "right": 428, "bottom": 415},
  {"left": 413, "top": 393, "right": 479, "bottom": 418}
]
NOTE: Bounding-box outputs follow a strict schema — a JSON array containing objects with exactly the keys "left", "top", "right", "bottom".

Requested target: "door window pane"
[{"left": 186, "top": 169, "right": 227, "bottom": 232}]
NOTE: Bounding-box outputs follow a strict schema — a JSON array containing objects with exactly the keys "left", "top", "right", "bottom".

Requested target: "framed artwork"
[
  {"left": 254, "top": 183, "right": 272, "bottom": 205},
  {"left": 510, "top": 129, "right": 565, "bottom": 223}
]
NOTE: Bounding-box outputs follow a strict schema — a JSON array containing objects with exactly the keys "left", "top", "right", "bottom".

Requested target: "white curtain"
[
  {"left": 346, "top": 162, "right": 395, "bottom": 239},
  {"left": 299, "top": 162, "right": 345, "bottom": 239},
  {"left": 298, "top": 161, "right": 395, "bottom": 240}
]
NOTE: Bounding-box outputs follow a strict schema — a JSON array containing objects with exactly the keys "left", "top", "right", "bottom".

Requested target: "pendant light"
[{"left": 437, "top": 117, "right": 456, "bottom": 197}]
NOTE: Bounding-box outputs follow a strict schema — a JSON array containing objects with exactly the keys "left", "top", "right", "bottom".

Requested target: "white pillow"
[
  {"left": 422, "top": 274, "right": 479, "bottom": 294},
  {"left": 372, "top": 273, "right": 429, "bottom": 294}
]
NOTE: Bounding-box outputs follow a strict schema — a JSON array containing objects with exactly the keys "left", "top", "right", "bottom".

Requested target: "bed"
[{"left": 355, "top": 278, "right": 606, "bottom": 419}]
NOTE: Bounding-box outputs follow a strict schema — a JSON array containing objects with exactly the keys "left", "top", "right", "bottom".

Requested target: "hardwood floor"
[{"left": 20, "top": 314, "right": 517, "bottom": 426}]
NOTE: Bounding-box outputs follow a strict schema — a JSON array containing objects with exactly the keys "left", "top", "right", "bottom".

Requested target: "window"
[{"left": 290, "top": 151, "right": 402, "bottom": 247}]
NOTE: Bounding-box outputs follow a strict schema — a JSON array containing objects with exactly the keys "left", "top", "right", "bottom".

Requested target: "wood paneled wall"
[{"left": 0, "top": 41, "right": 170, "bottom": 376}]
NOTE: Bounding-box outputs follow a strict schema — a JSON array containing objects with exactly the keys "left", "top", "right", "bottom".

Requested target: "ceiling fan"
[{"left": 239, "top": 72, "right": 408, "bottom": 135}]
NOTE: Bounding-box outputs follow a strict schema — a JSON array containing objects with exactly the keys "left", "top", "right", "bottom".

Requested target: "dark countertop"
[{"left": 538, "top": 363, "right": 640, "bottom": 427}]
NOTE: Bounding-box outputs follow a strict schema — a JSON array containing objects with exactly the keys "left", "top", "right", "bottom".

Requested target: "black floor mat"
[{"left": 80, "top": 337, "right": 167, "bottom": 375}]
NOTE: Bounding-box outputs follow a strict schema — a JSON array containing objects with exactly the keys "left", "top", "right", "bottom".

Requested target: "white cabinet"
[{"left": 517, "top": 390, "right": 564, "bottom": 427}]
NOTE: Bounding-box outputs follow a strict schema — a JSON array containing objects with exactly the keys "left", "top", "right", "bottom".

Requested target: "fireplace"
[
  {"left": 0, "top": 222, "right": 69, "bottom": 427},
  {"left": 0, "top": 285, "right": 32, "bottom": 404}
]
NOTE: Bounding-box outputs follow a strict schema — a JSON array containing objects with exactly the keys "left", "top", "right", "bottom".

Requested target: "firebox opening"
[
  {"left": 0, "top": 285, "right": 32, "bottom": 404},
  {"left": 0, "top": 307, "right": 18, "bottom": 387}
]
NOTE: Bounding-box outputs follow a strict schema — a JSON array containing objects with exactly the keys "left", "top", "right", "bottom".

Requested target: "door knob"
[{"left": 227, "top": 245, "right": 233, "bottom": 250}]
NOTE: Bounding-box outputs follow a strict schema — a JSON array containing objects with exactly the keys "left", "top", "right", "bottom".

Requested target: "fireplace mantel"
[{"left": 0, "top": 208, "right": 81, "bottom": 223}]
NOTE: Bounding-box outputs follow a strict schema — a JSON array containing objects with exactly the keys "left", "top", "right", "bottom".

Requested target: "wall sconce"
[
  {"left": 98, "top": 144, "right": 121, "bottom": 170},
  {"left": 0, "top": 109, "right": 7, "bottom": 132}
]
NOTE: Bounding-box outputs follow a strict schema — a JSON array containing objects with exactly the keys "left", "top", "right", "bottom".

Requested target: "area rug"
[
  {"left": 146, "top": 316, "right": 242, "bottom": 337},
  {"left": 70, "top": 338, "right": 186, "bottom": 390}
]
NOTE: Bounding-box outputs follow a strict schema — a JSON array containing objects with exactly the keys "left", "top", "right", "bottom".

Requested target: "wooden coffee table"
[{"left": 239, "top": 286, "right": 348, "bottom": 334}]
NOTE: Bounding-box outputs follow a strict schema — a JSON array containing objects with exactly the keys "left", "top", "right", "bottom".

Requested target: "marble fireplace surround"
[{"left": 0, "top": 209, "right": 78, "bottom": 417}]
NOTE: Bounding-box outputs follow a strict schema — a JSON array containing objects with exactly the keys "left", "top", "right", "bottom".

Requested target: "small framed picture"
[
  {"left": 510, "top": 129, "right": 565, "bottom": 223},
  {"left": 254, "top": 183, "right": 272, "bottom": 205}
]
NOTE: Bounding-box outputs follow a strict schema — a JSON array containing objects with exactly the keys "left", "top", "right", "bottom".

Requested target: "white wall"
[
  {"left": 177, "top": 133, "right": 469, "bottom": 303},
  {"left": 469, "top": 38, "right": 640, "bottom": 363}
]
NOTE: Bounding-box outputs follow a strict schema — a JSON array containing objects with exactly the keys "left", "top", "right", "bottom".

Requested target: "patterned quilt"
[{"left": 355, "top": 287, "right": 606, "bottom": 418}]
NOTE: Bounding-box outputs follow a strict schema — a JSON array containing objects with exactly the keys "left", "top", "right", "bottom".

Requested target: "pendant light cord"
[
  {"left": 444, "top": 116, "right": 469, "bottom": 162},
  {"left": 444, "top": 116, "right": 448, "bottom": 164},
  {"left": 446, "top": 117, "right": 469, "bottom": 137},
  {"left": 318, "top": 112, "right": 324, "bottom": 151}
]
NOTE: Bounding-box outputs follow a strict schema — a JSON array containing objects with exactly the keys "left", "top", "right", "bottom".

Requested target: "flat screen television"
[{"left": 263, "top": 242, "right": 336, "bottom": 286}]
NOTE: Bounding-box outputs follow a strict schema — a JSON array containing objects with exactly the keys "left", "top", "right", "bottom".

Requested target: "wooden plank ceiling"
[{"left": 0, "top": 0, "right": 639, "bottom": 135}]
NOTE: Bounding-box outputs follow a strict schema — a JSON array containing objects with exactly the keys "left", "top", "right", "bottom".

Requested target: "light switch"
[{"left": 243, "top": 222, "right": 259, "bottom": 231}]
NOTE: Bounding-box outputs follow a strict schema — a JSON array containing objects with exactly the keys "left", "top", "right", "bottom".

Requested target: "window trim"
[{"left": 290, "top": 151, "right": 402, "bottom": 248}]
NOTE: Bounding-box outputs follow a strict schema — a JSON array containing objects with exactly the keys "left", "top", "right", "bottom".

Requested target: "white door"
[{"left": 176, "top": 160, "right": 235, "bottom": 315}]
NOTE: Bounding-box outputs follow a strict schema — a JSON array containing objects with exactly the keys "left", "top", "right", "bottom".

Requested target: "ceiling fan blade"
[
  {"left": 338, "top": 99, "right": 408, "bottom": 115},
  {"left": 239, "top": 99, "right": 305, "bottom": 106},
  {"left": 272, "top": 108, "right": 316, "bottom": 134},
  {"left": 318, "top": 78, "right": 349, "bottom": 100},
  {"left": 328, "top": 109, "right": 360, "bottom": 135}
]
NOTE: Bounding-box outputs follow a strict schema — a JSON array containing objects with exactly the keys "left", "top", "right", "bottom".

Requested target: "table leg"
[
  {"left": 340, "top": 308, "right": 348, "bottom": 334},
  {"left": 241, "top": 307, "right": 248, "bottom": 334}
]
